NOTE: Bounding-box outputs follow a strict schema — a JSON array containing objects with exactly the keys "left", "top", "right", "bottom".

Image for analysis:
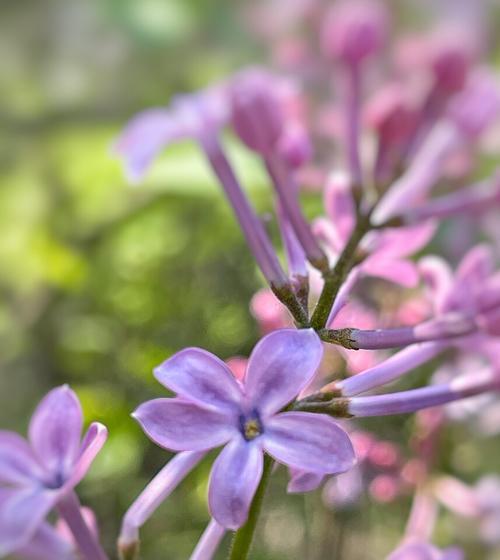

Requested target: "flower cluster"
[{"left": 3, "top": 1, "right": 500, "bottom": 559}]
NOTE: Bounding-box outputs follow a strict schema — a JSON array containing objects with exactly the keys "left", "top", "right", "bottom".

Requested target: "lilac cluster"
[{"left": 3, "top": 1, "right": 500, "bottom": 559}]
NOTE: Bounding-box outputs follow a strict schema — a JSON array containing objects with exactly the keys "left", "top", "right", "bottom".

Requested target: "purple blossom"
[
  {"left": 0, "top": 386, "right": 108, "bottom": 559},
  {"left": 313, "top": 171, "right": 436, "bottom": 290},
  {"left": 133, "top": 329, "right": 356, "bottom": 529}
]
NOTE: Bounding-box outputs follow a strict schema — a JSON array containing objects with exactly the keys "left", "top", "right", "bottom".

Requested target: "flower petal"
[
  {"left": 15, "top": 522, "right": 75, "bottom": 560},
  {"left": 287, "top": 468, "right": 324, "bottom": 494},
  {"left": 262, "top": 412, "right": 356, "bottom": 474},
  {"left": 114, "top": 108, "right": 183, "bottom": 183},
  {"left": 133, "top": 399, "right": 236, "bottom": 452},
  {"left": 418, "top": 256, "right": 454, "bottom": 313},
  {"left": 0, "top": 487, "right": 57, "bottom": 556},
  {"left": 154, "top": 348, "right": 243, "bottom": 412},
  {"left": 370, "top": 222, "right": 436, "bottom": 259},
  {"left": 245, "top": 329, "right": 323, "bottom": 417},
  {"left": 362, "top": 257, "right": 419, "bottom": 287},
  {"left": 0, "top": 431, "right": 43, "bottom": 485},
  {"left": 324, "top": 171, "right": 356, "bottom": 245},
  {"left": 208, "top": 438, "right": 263, "bottom": 529},
  {"left": 63, "top": 423, "right": 108, "bottom": 491},
  {"left": 28, "top": 386, "right": 83, "bottom": 479}
]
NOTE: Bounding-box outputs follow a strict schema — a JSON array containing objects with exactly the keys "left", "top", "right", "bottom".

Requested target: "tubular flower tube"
[
  {"left": 133, "top": 329, "right": 355, "bottom": 530},
  {"left": 373, "top": 71, "right": 500, "bottom": 224},
  {"left": 189, "top": 519, "right": 226, "bottom": 560},
  {"left": 118, "top": 451, "right": 206, "bottom": 555},
  {"left": 0, "top": 386, "right": 108, "bottom": 560},
  {"left": 115, "top": 88, "right": 292, "bottom": 294},
  {"left": 336, "top": 342, "right": 447, "bottom": 397},
  {"left": 346, "top": 369, "right": 499, "bottom": 417},
  {"left": 228, "top": 70, "right": 328, "bottom": 271},
  {"left": 396, "top": 170, "right": 500, "bottom": 223},
  {"left": 321, "top": 0, "right": 389, "bottom": 187}
]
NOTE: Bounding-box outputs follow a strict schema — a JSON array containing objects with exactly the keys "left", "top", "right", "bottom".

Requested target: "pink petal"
[
  {"left": 370, "top": 222, "right": 436, "bottom": 259},
  {"left": 0, "top": 487, "right": 57, "bottom": 556},
  {"left": 244, "top": 329, "right": 323, "bottom": 417},
  {"left": 208, "top": 438, "right": 263, "bottom": 529},
  {"left": 63, "top": 423, "right": 108, "bottom": 491},
  {"left": 133, "top": 398, "right": 237, "bottom": 452},
  {"left": 418, "top": 256, "right": 454, "bottom": 313},
  {"left": 323, "top": 171, "right": 356, "bottom": 245},
  {"left": 28, "top": 386, "right": 83, "bottom": 481},
  {"left": 455, "top": 244, "right": 494, "bottom": 285},
  {"left": 154, "top": 348, "right": 243, "bottom": 413},
  {"left": 262, "top": 412, "right": 356, "bottom": 474},
  {"left": 362, "top": 257, "right": 419, "bottom": 287},
  {"left": 0, "top": 431, "right": 44, "bottom": 485}
]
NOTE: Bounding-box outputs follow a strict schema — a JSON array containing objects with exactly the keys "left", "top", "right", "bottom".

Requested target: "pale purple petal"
[
  {"left": 154, "top": 348, "right": 243, "bottom": 412},
  {"left": 245, "top": 329, "right": 323, "bottom": 417},
  {"left": 114, "top": 108, "right": 184, "bottom": 183},
  {"left": 262, "top": 412, "right": 356, "bottom": 474},
  {"left": 120, "top": 451, "right": 206, "bottom": 547},
  {"left": 133, "top": 399, "right": 236, "bottom": 452},
  {"left": 28, "top": 386, "right": 83, "bottom": 480},
  {"left": 189, "top": 518, "right": 226, "bottom": 560},
  {"left": 208, "top": 438, "right": 263, "bottom": 530},
  {"left": 362, "top": 257, "right": 419, "bottom": 287},
  {"left": 0, "top": 431, "right": 44, "bottom": 485},
  {"left": 63, "top": 423, "right": 107, "bottom": 490},
  {"left": 15, "top": 522, "right": 75, "bottom": 560},
  {"left": 0, "top": 487, "right": 57, "bottom": 556},
  {"left": 287, "top": 468, "right": 324, "bottom": 493},
  {"left": 454, "top": 244, "right": 493, "bottom": 285}
]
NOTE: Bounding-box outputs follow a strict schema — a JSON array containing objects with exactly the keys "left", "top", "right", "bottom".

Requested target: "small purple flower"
[
  {"left": 133, "top": 329, "right": 356, "bottom": 529},
  {"left": 0, "top": 386, "right": 108, "bottom": 559}
]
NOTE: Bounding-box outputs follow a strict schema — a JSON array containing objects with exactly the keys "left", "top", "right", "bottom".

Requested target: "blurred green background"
[{"left": 1, "top": 0, "right": 500, "bottom": 558}]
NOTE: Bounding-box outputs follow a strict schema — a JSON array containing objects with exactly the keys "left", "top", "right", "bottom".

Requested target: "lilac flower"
[
  {"left": 114, "top": 87, "right": 228, "bottom": 183},
  {"left": 133, "top": 329, "right": 356, "bottom": 529},
  {"left": 313, "top": 171, "right": 436, "bottom": 290},
  {"left": 0, "top": 386, "right": 108, "bottom": 560}
]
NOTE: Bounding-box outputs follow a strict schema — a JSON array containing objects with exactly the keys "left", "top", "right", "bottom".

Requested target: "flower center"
[{"left": 240, "top": 411, "right": 263, "bottom": 441}]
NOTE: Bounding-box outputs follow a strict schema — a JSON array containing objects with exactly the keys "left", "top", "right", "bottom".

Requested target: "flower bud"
[
  {"left": 277, "top": 123, "right": 312, "bottom": 168},
  {"left": 447, "top": 70, "right": 500, "bottom": 138},
  {"left": 321, "top": 0, "right": 388, "bottom": 66},
  {"left": 230, "top": 69, "right": 285, "bottom": 155}
]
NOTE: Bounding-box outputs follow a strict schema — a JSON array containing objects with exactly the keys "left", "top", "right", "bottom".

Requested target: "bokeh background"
[{"left": 1, "top": 0, "right": 500, "bottom": 558}]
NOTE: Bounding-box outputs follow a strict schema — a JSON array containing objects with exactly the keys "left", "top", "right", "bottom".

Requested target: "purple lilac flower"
[
  {"left": 314, "top": 171, "right": 436, "bottom": 291},
  {"left": 0, "top": 386, "right": 108, "bottom": 560},
  {"left": 133, "top": 329, "right": 356, "bottom": 529}
]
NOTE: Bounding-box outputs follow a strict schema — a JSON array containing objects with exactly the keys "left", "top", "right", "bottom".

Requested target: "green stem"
[
  {"left": 228, "top": 454, "right": 274, "bottom": 560},
  {"left": 310, "top": 215, "right": 370, "bottom": 330}
]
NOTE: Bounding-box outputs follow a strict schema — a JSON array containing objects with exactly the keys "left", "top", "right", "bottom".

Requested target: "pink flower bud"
[
  {"left": 230, "top": 69, "right": 285, "bottom": 155},
  {"left": 369, "top": 474, "right": 399, "bottom": 503},
  {"left": 321, "top": 0, "right": 388, "bottom": 66},
  {"left": 250, "top": 288, "right": 291, "bottom": 333},
  {"left": 277, "top": 123, "right": 313, "bottom": 168},
  {"left": 226, "top": 357, "right": 248, "bottom": 382},
  {"left": 365, "top": 84, "right": 419, "bottom": 144},
  {"left": 448, "top": 70, "right": 500, "bottom": 138}
]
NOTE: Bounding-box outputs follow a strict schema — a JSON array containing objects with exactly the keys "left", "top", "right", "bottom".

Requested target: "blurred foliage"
[{"left": 1, "top": 0, "right": 500, "bottom": 559}]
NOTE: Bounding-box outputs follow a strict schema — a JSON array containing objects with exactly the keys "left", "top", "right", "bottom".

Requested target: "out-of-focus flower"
[
  {"left": 133, "top": 329, "right": 355, "bottom": 529},
  {"left": 387, "top": 539, "right": 464, "bottom": 560},
  {"left": 0, "top": 386, "right": 107, "bottom": 558}
]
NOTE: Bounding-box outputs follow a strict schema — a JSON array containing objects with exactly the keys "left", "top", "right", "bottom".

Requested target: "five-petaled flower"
[
  {"left": 133, "top": 328, "right": 356, "bottom": 529},
  {"left": 0, "top": 386, "right": 107, "bottom": 557}
]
